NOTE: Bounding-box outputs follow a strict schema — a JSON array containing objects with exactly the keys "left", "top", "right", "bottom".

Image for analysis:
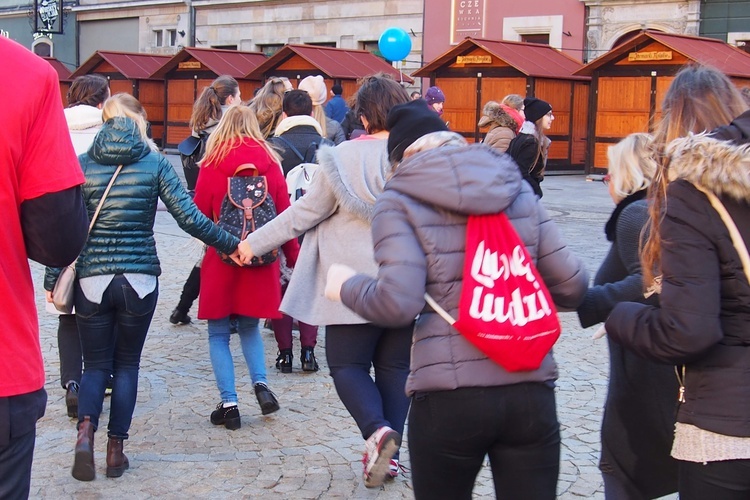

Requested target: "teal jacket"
[{"left": 45, "top": 116, "right": 238, "bottom": 290}]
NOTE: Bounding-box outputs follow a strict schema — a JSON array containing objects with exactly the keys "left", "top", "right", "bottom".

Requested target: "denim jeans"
[
  {"left": 408, "top": 383, "right": 560, "bottom": 500},
  {"left": 679, "top": 458, "right": 750, "bottom": 499},
  {"left": 75, "top": 276, "right": 158, "bottom": 438},
  {"left": 57, "top": 313, "right": 82, "bottom": 389},
  {"left": 325, "top": 323, "right": 412, "bottom": 447},
  {"left": 208, "top": 316, "right": 267, "bottom": 405}
]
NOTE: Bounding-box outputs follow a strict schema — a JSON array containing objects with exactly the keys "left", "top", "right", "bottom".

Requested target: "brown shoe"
[
  {"left": 106, "top": 436, "right": 130, "bottom": 478},
  {"left": 72, "top": 416, "right": 96, "bottom": 481}
]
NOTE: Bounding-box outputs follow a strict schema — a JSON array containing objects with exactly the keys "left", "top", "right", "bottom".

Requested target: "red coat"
[{"left": 194, "top": 138, "right": 299, "bottom": 320}]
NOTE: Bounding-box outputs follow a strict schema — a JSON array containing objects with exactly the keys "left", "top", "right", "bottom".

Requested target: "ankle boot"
[
  {"left": 275, "top": 349, "right": 293, "bottom": 373},
  {"left": 301, "top": 347, "right": 319, "bottom": 372},
  {"left": 72, "top": 416, "right": 96, "bottom": 481},
  {"left": 106, "top": 436, "right": 130, "bottom": 478}
]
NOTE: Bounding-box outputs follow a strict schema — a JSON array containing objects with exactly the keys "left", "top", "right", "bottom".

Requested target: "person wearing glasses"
[
  {"left": 577, "top": 133, "right": 679, "bottom": 499},
  {"left": 507, "top": 97, "right": 553, "bottom": 198}
]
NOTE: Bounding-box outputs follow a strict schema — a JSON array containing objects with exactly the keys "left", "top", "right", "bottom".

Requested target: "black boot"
[
  {"left": 169, "top": 308, "right": 191, "bottom": 325},
  {"left": 254, "top": 383, "right": 280, "bottom": 415},
  {"left": 301, "top": 347, "right": 319, "bottom": 372},
  {"left": 275, "top": 349, "right": 293, "bottom": 373},
  {"left": 72, "top": 416, "right": 96, "bottom": 481},
  {"left": 210, "top": 402, "right": 241, "bottom": 430},
  {"left": 65, "top": 381, "right": 79, "bottom": 418}
]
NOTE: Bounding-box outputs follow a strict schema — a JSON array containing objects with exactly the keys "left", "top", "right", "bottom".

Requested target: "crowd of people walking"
[{"left": 4, "top": 30, "right": 750, "bottom": 499}]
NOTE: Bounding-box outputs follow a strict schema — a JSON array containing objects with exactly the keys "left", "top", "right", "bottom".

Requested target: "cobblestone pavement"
[{"left": 27, "top": 173, "right": 631, "bottom": 499}]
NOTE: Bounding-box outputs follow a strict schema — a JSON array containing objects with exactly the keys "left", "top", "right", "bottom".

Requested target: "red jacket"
[{"left": 194, "top": 138, "right": 299, "bottom": 320}]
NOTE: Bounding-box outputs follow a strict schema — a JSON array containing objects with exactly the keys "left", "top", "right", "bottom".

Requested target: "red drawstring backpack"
[{"left": 425, "top": 212, "right": 561, "bottom": 372}]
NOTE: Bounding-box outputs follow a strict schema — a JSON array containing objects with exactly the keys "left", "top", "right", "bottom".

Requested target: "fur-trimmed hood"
[
  {"left": 478, "top": 101, "right": 518, "bottom": 131},
  {"left": 666, "top": 132, "right": 750, "bottom": 201}
]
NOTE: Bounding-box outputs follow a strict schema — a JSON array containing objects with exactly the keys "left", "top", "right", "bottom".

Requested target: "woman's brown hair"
[
  {"left": 354, "top": 73, "right": 410, "bottom": 134},
  {"left": 247, "top": 77, "right": 288, "bottom": 139},
  {"left": 189, "top": 75, "right": 239, "bottom": 133},
  {"left": 641, "top": 64, "right": 748, "bottom": 285},
  {"left": 67, "top": 74, "right": 110, "bottom": 108}
]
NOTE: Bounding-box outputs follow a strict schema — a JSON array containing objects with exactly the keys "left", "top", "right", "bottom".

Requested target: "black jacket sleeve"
[{"left": 21, "top": 185, "right": 88, "bottom": 267}]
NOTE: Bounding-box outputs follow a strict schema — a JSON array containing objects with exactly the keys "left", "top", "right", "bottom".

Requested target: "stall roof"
[
  {"left": 43, "top": 57, "right": 72, "bottom": 82},
  {"left": 246, "top": 44, "right": 413, "bottom": 83},
  {"left": 70, "top": 51, "right": 171, "bottom": 80},
  {"left": 151, "top": 47, "right": 266, "bottom": 79},
  {"left": 575, "top": 31, "right": 750, "bottom": 78},
  {"left": 413, "top": 38, "right": 589, "bottom": 80}
]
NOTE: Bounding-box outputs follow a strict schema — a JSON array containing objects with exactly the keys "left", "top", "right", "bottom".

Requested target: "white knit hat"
[{"left": 298, "top": 75, "right": 327, "bottom": 106}]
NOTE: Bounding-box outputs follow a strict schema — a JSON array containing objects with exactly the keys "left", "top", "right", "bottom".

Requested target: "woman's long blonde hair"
[
  {"left": 102, "top": 93, "right": 157, "bottom": 151},
  {"left": 201, "top": 105, "right": 282, "bottom": 167},
  {"left": 607, "top": 133, "right": 657, "bottom": 200},
  {"left": 641, "top": 64, "right": 748, "bottom": 285}
]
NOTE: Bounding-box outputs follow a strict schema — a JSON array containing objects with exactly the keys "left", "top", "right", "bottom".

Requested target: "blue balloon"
[{"left": 378, "top": 27, "right": 412, "bottom": 62}]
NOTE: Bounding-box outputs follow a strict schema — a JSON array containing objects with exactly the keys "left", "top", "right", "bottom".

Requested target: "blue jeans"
[
  {"left": 325, "top": 323, "right": 412, "bottom": 447},
  {"left": 408, "top": 383, "right": 560, "bottom": 500},
  {"left": 75, "top": 276, "right": 158, "bottom": 438},
  {"left": 208, "top": 316, "right": 267, "bottom": 405}
]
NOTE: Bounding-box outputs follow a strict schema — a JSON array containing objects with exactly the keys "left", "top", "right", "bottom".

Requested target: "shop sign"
[
  {"left": 34, "top": 0, "right": 63, "bottom": 35},
  {"left": 178, "top": 61, "right": 202, "bottom": 69},
  {"left": 456, "top": 55, "right": 492, "bottom": 64},
  {"left": 628, "top": 51, "right": 673, "bottom": 62},
  {"left": 451, "top": 0, "right": 485, "bottom": 44}
]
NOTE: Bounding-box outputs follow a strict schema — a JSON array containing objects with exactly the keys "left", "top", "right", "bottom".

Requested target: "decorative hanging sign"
[
  {"left": 628, "top": 51, "right": 673, "bottom": 62},
  {"left": 34, "top": 0, "right": 63, "bottom": 35}
]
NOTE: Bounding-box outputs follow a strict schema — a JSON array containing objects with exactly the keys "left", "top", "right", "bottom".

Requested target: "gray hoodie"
[{"left": 341, "top": 143, "right": 588, "bottom": 395}]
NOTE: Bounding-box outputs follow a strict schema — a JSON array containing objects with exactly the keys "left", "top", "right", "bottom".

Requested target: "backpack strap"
[
  {"left": 274, "top": 136, "right": 305, "bottom": 162},
  {"left": 233, "top": 163, "right": 258, "bottom": 176}
]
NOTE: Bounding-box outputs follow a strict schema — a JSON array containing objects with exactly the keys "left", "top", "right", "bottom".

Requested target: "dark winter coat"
[
  {"left": 606, "top": 117, "right": 750, "bottom": 438},
  {"left": 45, "top": 116, "right": 238, "bottom": 290},
  {"left": 269, "top": 124, "right": 325, "bottom": 176},
  {"left": 341, "top": 143, "right": 588, "bottom": 395}
]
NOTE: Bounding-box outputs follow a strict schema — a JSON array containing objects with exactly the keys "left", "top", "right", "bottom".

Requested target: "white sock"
[{"left": 223, "top": 402, "right": 237, "bottom": 408}]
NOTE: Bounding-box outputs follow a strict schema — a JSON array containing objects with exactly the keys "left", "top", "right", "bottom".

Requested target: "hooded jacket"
[
  {"left": 64, "top": 104, "right": 103, "bottom": 155},
  {"left": 479, "top": 102, "right": 518, "bottom": 154},
  {"left": 45, "top": 116, "right": 238, "bottom": 290},
  {"left": 245, "top": 137, "right": 390, "bottom": 325},
  {"left": 340, "top": 143, "right": 588, "bottom": 395},
  {"left": 606, "top": 111, "right": 750, "bottom": 437}
]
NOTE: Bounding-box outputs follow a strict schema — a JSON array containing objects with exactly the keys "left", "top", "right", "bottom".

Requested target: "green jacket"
[{"left": 45, "top": 116, "right": 238, "bottom": 290}]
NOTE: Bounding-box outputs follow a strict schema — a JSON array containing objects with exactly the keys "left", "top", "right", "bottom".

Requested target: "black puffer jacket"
[
  {"left": 45, "top": 116, "right": 238, "bottom": 290},
  {"left": 606, "top": 116, "right": 750, "bottom": 437},
  {"left": 341, "top": 143, "right": 587, "bottom": 395}
]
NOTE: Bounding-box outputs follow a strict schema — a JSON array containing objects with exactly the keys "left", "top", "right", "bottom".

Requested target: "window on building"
[
  {"left": 521, "top": 33, "right": 550, "bottom": 45},
  {"left": 361, "top": 40, "right": 386, "bottom": 61},
  {"left": 154, "top": 30, "right": 163, "bottom": 47},
  {"left": 32, "top": 39, "right": 52, "bottom": 57},
  {"left": 167, "top": 29, "right": 177, "bottom": 47},
  {"left": 259, "top": 44, "right": 283, "bottom": 57},
  {"left": 305, "top": 41, "right": 336, "bottom": 48},
  {"left": 213, "top": 45, "right": 238, "bottom": 51},
  {"left": 738, "top": 40, "right": 750, "bottom": 54}
]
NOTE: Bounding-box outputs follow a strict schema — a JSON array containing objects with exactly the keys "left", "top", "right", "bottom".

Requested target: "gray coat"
[
  {"left": 246, "top": 138, "right": 388, "bottom": 325},
  {"left": 341, "top": 144, "right": 588, "bottom": 395}
]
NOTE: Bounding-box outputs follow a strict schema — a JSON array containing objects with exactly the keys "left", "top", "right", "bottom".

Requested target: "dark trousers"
[
  {"left": 271, "top": 285, "right": 317, "bottom": 350},
  {"left": 409, "top": 383, "right": 560, "bottom": 500},
  {"left": 325, "top": 323, "right": 412, "bottom": 446},
  {"left": 0, "top": 389, "right": 46, "bottom": 500},
  {"left": 176, "top": 265, "right": 200, "bottom": 314},
  {"left": 57, "top": 313, "right": 82, "bottom": 389},
  {"left": 75, "top": 276, "right": 158, "bottom": 438},
  {"left": 679, "top": 458, "right": 750, "bottom": 499}
]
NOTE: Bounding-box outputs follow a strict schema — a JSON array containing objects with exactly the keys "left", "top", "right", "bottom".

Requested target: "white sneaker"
[{"left": 362, "top": 426, "right": 401, "bottom": 488}]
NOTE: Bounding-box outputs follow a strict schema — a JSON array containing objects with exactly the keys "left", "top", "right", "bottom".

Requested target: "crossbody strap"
[
  {"left": 88, "top": 164, "right": 124, "bottom": 233},
  {"left": 692, "top": 183, "right": 750, "bottom": 284},
  {"left": 274, "top": 135, "right": 305, "bottom": 162},
  {"left": 424, "top": 293, "right": 456, "bottom": 326}
]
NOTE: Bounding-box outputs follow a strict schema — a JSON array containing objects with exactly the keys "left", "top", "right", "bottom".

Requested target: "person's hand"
[
  {"left": 45, "top": 290, "right": 53, "bottom": 303},
  {"left": 228, "top": 249, "right": 244, "bottom": 267},
  {"left": 238, "top": 240, "right": 254, "bottom": 265},
  {"left": 325, "top": 263, "right": 356, "bottom": 302},
  {"left": 592, "top": 324, "right": 607, "bottom": 340}
]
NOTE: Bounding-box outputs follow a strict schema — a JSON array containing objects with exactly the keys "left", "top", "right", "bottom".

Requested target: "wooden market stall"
[
  {"left": 413, "top": 38, "right": 591, "bottom": 170},
  {"left": 575, "top": 30, "right": 750, "bottom": 172},
  {"left": 69, "top": 51, "right": 171, "bottom": 146},
  {"left": 151, "top": 48, "right": 266, "bottom": 148},
  {"left": 43, "top": 56, "right": 72, "bottom": 108},
  {"left": 246, "top": 44, "right": 412, "bottom": 102}
]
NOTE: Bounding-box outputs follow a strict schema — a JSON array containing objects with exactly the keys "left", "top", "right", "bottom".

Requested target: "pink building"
[{"left": 422, "top": 0, "right": 587, "bottom": 63}]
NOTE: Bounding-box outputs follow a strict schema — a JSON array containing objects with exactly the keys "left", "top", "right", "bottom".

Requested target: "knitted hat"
[
  {"left": 424, "top": 86, "right": 445, "bottom": 105},
  {"left": 298, "top": 75, "right": 327, "bottom": 106},
  {"left": 523, "top": 97, "right": 552, "bottom": 123},
  {"left": 386, "top": 99, "right": 449, "bottom": 162},
  {"left": 331, "top": 84, "right": 343, "bottom": 95}
]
